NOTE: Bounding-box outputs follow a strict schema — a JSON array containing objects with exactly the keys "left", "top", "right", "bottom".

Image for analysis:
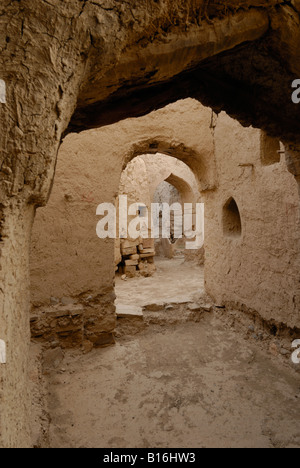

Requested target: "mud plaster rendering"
[
  {"left": 1, "top": 0, "right": 300, "bottom": 448},
  {"left": 30, "top": 99, "right": 300, "bottom": 334}
]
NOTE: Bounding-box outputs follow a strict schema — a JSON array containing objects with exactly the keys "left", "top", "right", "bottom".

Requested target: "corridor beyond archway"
[
  {"left": 116, "top": 257, "right": 205, "bottom": 309},
  {"left": 114, "top": 152, "right": 205, "bottom": 323}
]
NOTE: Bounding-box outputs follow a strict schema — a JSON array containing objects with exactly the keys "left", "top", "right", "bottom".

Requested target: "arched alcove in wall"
[
  {"left": 122, "top": 137, "right": 217, "bottom": 193},
  {"left": 152, "top": 172, "right": 202, "bottom": 257},
  {"left": 222, "top": 197, "right": 242, "bottom": 239}
]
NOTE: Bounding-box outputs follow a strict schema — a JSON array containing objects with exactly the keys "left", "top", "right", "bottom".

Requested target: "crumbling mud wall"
[
  {"left": 0, "top": 203, "right": 35, "bottom": 448},
  {"left": 141, "top": 153, "right": 200, "bottom": 203},
  {"left": 204, "top": 113, "right": 300, "bottom": 330}
]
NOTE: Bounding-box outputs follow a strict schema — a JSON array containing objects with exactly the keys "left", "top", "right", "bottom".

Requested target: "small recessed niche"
[
  {"left": 260, "top": 131, "right": 281, "bottom": 166},
  {"left": 223, "top": 198, "right": 242, "bottom": 238}
]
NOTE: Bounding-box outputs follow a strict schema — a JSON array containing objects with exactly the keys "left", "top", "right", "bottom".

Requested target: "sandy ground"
[
  {"left": 43, "top": 315, "right": 300, "bottom": 449},
  {"left": 30, "top": 259, "right": 300, "bottom": 448},
  {"left": 115, "top": 258, "right": 205, "bottom": 306}
]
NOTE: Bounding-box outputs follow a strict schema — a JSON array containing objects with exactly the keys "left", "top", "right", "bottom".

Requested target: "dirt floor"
[
  {"left": 115, "top": 258, "right": 205, "bottom": 306},
  {"left": 30, "top": 259, "right": 300, "bottom": 449}
]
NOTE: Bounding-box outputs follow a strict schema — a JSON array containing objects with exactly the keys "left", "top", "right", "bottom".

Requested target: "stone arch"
[
  {"left": 164, "top": 173, "right": 197, "bottom": 205},
  {"left": 115, "top": 152, "right": 207, "bottom": 266},
  {"left": 30, "top": 100, "right": 214, "bottom": 307},
  {"left": 116, "top": 148, "right": 204, "bottom": 269},
  {"left": 122, "top": 137, "right": 216, "bottom": 193}
]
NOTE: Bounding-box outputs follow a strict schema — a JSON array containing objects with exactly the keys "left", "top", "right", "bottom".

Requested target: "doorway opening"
[{"left": 114, "top": 153, "right": 205, "bottom": 317}]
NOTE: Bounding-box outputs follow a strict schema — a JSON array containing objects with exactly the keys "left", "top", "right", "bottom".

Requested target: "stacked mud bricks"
[{"left": 120, "top": 238, "right": 156, "bottom": 277}]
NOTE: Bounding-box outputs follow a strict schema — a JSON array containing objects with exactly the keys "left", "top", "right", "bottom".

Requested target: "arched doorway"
[
  {"left": 30, "top": 101, "right": 215, "bottom": 349},
  {"left": 114, "top": 152, "right": 206, "bottom": 330}
]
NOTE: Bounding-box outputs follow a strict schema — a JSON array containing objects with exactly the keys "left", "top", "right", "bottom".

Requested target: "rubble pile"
[{"left": 119, "top": 238, "right": 156, "bottom": 277}]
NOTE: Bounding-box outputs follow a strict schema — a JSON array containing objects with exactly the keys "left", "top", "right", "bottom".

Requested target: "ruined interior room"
[{"left": 0, "top": 0, "right": 300, "bottom": 449}]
